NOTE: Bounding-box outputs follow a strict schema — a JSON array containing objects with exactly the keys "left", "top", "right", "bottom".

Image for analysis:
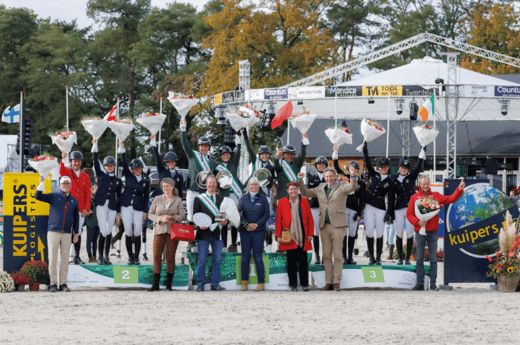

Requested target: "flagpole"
[
  {"left": 66, "top": 86, "right": 69, "bottom": 132},
  {"left": 159, "top": 97, "right": 163, "bottom": 154},
  {"left": 115, "top": 97, "right": 120, "bottom": 174},
  {"left": 386, "top": 94, "right": 390, "bottom": 158},
  {"left": 19, "top": 91, "right": 24, "bottom": 172},
  {"left": 433, "top": 95, "right": 437, "bottom": 174},
  {"left": 335, "top": 92, "right": 338, "bottom": 129}
]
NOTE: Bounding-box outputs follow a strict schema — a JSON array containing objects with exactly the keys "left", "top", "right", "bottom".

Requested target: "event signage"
[
  {"left": 402, "top": 86, "right": 438, "bottom": 97},
  {"left": 235, "top": 255, "right": 270, "bottom": 284},
  {"left": 288, "top": 86, "right": 325, "bottom": 99},
  {"left": 213, "top": 94, "right": 223, "bottom": 106},
  {"left": 494, "top": 86, "right": 520, "bottom": 98},
  {"left": 245, "top": 89, "right": 264, "bottom": 101},
  {"left": 325, "top": 86, "right": 362, "bottom": 98},
  {"left": 362, "top": 85, "right": 403, "bottom": 96},
  {"left": 113, "top": 266, "right": 139, "bottom": 284},
  {"left": 361, "top": 266, "right": 385, "bottom": 283},
  {"left": 443, "top": 179, "right": 516, "bottom": 284},
  {"left": 264, "top": 88, "right": 288, "bottom": 100},
  {"left": 2, "top": 173, "right": 51, "bottom": 272}
]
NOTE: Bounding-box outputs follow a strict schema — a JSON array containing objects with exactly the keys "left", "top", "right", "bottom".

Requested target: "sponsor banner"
[
  {"left": 362, "top": 85, "right": 402, "bottom": 96},
  {"left": 495, "top": 85, "right": 520, "bottom": 98},
  {"left": 67, "top": 265, "right": 189, "bottom": 290},
  {"left": 213, "top": 94, "right": 223, "bottom": 106},
  {"left": 2, "top": 173, "right": 51, "bottom": 272},
  {"left": 463, "top": 85, "right": 494, "bottom": 98},
  {"left": 187, "top": 252, "right": 311, "bottom": 290},
  {"left": 245, "top": 89, "right": 264, "bottom": 101},
  {"left": 325, "top": 86, "right": 362, "bottom": 98},
  {"left": 310, "top": 265, "right": 430, "bottom": 290},
  {"left": 288, "top": 86, "right": 325, "bottom": 99},
  {"left": 222, "top": 91, "right": 237, "bottom": 103},
  {"left": 402, "top": 85, "right": 437, "bottom": 97},
  {"left": 264, "top": 88, "right": 288, "bottom": 100},
  {"left": 442, "top": 179, "right": 514, "bottom": 283}
]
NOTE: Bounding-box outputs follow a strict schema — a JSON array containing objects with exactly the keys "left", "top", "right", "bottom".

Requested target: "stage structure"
[{"left": 211, "top": 33, "right": 520, "bottom": 178}]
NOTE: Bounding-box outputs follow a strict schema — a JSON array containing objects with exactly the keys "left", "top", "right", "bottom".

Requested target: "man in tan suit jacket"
[{"left": 296, "top": 167, "right": 357, "bottom": 291}]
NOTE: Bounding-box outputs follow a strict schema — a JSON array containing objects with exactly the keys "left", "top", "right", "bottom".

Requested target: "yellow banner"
[
  {"left": 213, "top": 93, "right": 223, "bottom": 106},
  {"left": 362, "top": 85, "right": 402, "bottom": 97},
  {"left": 3, "top": 173, "right": 51, "bottom": 216}
]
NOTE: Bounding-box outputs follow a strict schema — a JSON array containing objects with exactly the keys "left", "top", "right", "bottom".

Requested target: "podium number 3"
[{"left": 370, "top": 271, "right": 376, "bottom": 278}]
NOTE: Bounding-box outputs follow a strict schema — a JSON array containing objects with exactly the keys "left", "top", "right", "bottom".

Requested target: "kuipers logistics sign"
[{"left": 3, "top": 173, "right": 51, "bottom": 272}]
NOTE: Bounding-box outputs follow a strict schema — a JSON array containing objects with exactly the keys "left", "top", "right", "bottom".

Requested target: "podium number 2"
[
  {"left": 122, "top": 270, "right": 130, "bottom": 280},
  {"left": 114, "top": 266, "right": 138, "bottom": 284}
]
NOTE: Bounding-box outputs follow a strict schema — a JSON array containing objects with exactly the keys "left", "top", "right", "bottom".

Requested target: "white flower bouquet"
[
  {"left": 136, "top": 112, "right": 167, "bottom": 136},
  {"left": 108, "top": 119, "right": 134, "bottom": 141},
  {"left": 50, "top": 131, "right": 77, "bottom": 153},
  {"left": 81, "top": 117, "right": 109, "bottom": 140},
  {"left": 356, "top": 119, "right": 386, "bottom": 152}
]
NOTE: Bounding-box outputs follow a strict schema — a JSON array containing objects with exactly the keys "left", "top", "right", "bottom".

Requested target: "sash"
[
  {"left": 216, "top": 164, "right": 243, "bottom": 199},
  {"left": 194, "top": 151, "right": 211, "bottom": 171},
  {"left": 197, "top": 193, "right": 222, "bottom": 232},
  {"left": 281, "top": 159, "right": 297, "bottom": 182}
]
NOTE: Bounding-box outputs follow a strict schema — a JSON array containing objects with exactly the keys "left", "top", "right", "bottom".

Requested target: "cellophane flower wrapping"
[
  {"left": 108, "top": 121, "right": 134, "bottom": 141},
  {"left": 291, "top": 113, "right": 316, "bottom": 134},
  {"left": 414, "top": 199, "right": 441, "bottom": 235},
  {"left": 413, "top": 126, "right": 439, "bottom": 147},
  {"left": 50, "top": 132, "right": 77, "bottom": 153},
  {"left": 220, "top": 197, "right": 240, "bottom": 228},
  {"left": 227, "top": 112, "right": 251, "bottom": 131},
  {"left": 356, "top": 119, "right": 386, "bottom": 152},
  {"left": 28, "top": 158, "right": 59, "bottom": 179},
  {"left": 167, "top": 92, "right": 198, "bottom": 119},
  {"left": 325, "top": 128, "right": 353, "bottom": 147},
  {"left": 81, "top": 118, "right": 109, "bottom": 140},
  {"left": 136, "top": 114, "right": 167, "bottom": 136}
]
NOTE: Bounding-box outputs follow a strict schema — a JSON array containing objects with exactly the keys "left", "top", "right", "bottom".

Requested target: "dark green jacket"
[
  {"left": 213, "top": 144, "right": 243, "bottom": 198},
  {"left": 85, "top": 199, "right": 98, "bottom": 227},
  {"left": 244, "top": 135, "right": 275, "bottom": 195},
  {"left": 274, "top": 143, "right": 307, "bottom": 200},
  {"left": 181, "top": 130, "right": 217, "bottom": 192}
]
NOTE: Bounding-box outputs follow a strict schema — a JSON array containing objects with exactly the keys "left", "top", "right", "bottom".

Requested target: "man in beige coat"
[{"left": 296, "top": 167, "right": 357, "bottom": 291}]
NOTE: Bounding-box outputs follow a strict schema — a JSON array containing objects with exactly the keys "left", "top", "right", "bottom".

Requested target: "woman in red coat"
[{"left": 275, "top": 181, "right": 314, "bottom": 291}]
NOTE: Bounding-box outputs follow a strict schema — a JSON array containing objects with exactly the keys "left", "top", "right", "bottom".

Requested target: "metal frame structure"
[{"left": 441, "top": 52, "right": 460, "bottom": 178}]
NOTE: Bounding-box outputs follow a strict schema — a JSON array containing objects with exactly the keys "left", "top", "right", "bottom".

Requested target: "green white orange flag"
[{"left": 417, "top": 94, "right": 434, "bottom": 121}]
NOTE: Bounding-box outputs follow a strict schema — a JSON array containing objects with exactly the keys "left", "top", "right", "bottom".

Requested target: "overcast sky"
[{"left": 1, "top": 0, "right": 210, "bottom": 29}]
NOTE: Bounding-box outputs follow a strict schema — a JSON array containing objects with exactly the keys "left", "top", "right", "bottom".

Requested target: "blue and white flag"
[{"left": 2, "top": 104, "right": 20, "bottom": 124}]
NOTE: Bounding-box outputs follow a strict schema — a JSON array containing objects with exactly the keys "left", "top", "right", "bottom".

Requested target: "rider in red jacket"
[{"left": 60, "top": 151, "right": 92, "bottom": 265}]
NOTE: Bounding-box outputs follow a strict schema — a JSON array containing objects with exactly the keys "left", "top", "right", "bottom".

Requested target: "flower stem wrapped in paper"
[
  {"left": 50, "top": 131, "right": 77, "bottom": 153},
  {"left": 413, "top": 124, "right": 439, "bottom": 147},
  {"left": 167, "top": 91, "right": 198, "bottom": 120},
  {"left": 28, "top": 155, "right": 58, "bottom": 179},
  {"left": 227, "top": 105, "right": 256, "bottom": 131},
  {"left": 107, "top": 118, "right": 134, "bottom": 141},
  {"left": 81, "top": 117, "right": 109, "bottom": 140},
  {"left": 291, "top": 110, "right": 316, "bottom": 135},
  {"left": 325, "top": 126, "right": 352, "bottom": 147},
  {"left": 136, "top": 112, "right": 167, "bottom": 136},
  {"left": 356, "top": 118, "right": 386, "bottom": 152},
  {"left": 414, "top": 196, "right": 442, "bottom": 235}
]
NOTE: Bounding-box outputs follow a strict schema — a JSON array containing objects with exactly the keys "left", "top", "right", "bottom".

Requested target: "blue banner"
[
  {"left": 494, "top": 86, "right": 520, "bottom": 98},
  {"left": 264, "top": 88, "right": 288, "bottom": 100}
]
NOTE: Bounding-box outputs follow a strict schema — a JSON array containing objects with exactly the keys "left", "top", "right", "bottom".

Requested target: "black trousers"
[
  {"left": 286, "top": 246, "right": 309, "bottom": 287},
  {"left": 221, "top": 225, "right": 237, "bottom": 247}
]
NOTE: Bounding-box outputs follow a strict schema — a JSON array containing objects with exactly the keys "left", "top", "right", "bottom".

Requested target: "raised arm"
[
  {"left": 120, "top": 151, "right": 131, "bottom": 178},
  {"left": 409, "top": 158, "right": 423, "bottom": 182},
  {"left": 295, "top": 177, "right": 319, "bottom": 199},
  {"left": 296, "top": 139, "right": 308, "bottom": 170},
  {"left": 153, "top": 144, "right": 166, "bottom": 175},
  {"left": 231, "top": 143, "right": 241, "bottom": 167},
  {"left": 243, "top": 129, "right": 256, "bottom": 163},
  {"left": 363, "top": 142, "right": 376, "bottom": 176},
  {"left": 180, "top": 128, "right": 195, "bottom": 160},
  {"left": 339, "top": 178, "right": 358, "bottom": 196}
]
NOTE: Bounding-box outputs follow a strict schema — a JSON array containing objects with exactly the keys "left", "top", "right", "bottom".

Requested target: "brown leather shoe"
[
  {"left": 333, "top": 283, "right": 341, "bottom": 291},
  {"left": 320, "top": 283, "right": 333, "bottom": 291}
]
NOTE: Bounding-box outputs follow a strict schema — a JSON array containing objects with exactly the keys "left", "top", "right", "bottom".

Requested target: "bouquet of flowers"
[
  {"left": 107, "top": 118, "right": 134, "bottom": 141},
  {"left": 414, "top": 197, "right": 442, "bottom": 235},
  {"left": 50, "top": 131, "right": 77, "bottom": 153},
  {"left": 28, "top": 155, "right": 59, "bottom": 179},
  {"left": 356, "top": 119, "right": 386, "bottom": 152},
  {"left": 167, "top": 91, "right": 199, "bottom": 120},
  {"left": 291, "top": 110, "right": 316, "bottom": 134},
  {"left": 20, "top": 260, "right": 49, "bottom": 284},
  {"left": 413, "top": 124, "right": 439, "bottom": 147},
  {"left": 237, "top": 104, "right": 255, "bottom": 118},
  {"left": 219, "top": 197, "right": 241, "bottom": 228},
  {"left": 0, "top": 271, "right": 15, "bottom": 293},
  {"left": 136, "top": 112, "right": 167, "bottom": 136},
  {"left": 81, "top": 117, "right": 109, "bottom": 140},
  {"left": 325, "top": 127, "right": 353, "bottom": 147},
  {"left": 227, "top": 111, "right": 252, "bottom": 131}
]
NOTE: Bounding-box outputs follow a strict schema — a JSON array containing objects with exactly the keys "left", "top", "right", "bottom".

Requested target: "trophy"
[{"left": 215, "top": 211, "right": 226, "bottom": 223}]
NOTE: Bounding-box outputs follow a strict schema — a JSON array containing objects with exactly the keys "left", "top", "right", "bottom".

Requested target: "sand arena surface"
[{"left": 1, "top": 233, "right": 520, "bottom": 344}]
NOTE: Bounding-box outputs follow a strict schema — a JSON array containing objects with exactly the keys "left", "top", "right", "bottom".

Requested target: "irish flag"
[{"left": 417, "top": 94, "right": 434, "bottom": 121}]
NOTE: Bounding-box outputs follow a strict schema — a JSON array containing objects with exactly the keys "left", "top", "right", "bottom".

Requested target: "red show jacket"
[
  {"left": 407, "top": 187, "right": 463, "bottom": 233},
  {"left": 275, "top": 196, "right": 314, "bottom": 251},
  {"left": 59, "top": 162, "right": 92, "bottom": 212}
]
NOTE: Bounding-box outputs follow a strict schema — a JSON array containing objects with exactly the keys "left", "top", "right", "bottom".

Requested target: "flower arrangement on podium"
[
  {"left": 356, "top": 118, "right": 386, "bottom": 152},
  {"left": 107, "top": 118, "right": 134, "bottom": 141},
  {"left": 20, "top": 260, "right": 49, "bottom": 291},
  {"left": 167, "top": 91, "right": 198, "bottom": 120},
  {"left": 81, "top": 116, "right": 109, "bottom": 140},
  {"left": 0, "top": 271, "right": 15, "bottom": 293},
  {"left": 136, "top": 112, "right": 167, "bottom": 136},
  {"left": 28, "top": 155, "right": 58, "bottom": 179},
  {"left": 486, "top": 211, "right": 520, "bottom": 292},
  {"left": 413, "top": 124, "right": 439, "bottom": 147},
  {"left": 291, "top": 110, "right": 316, "bottom": 135},
  {"left": 414, "top": 196, "right": 441, "bottom": 235},
  {"left": 50, "top": 130, "right": 77, "bottom": 153},
  {"left": 10, "top": 271, "right": 31, "bottom": 291}
]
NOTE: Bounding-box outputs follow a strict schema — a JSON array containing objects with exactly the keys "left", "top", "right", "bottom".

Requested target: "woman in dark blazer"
[
  {"left": 275, "top": 182, "right": 314, "bottom": 291},
  {"left": 238, "top": 177, "right": 270, "bottom": 291}
]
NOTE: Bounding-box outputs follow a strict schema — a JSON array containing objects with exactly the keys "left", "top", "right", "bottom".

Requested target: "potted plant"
[
  {"left": 0, "top": 271, "right": 15, "bottom": 293},
  {"left": 10, "top": 272, "right": 32, "bottom": 291},
  {"left": 486, "top": 211, "right": 520, "bottom": 292},
  {"left": 20, "top": 260, "right": 49, "bottom": 291}
]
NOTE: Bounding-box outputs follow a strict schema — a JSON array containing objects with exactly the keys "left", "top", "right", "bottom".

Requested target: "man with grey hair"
[
  {"left": 296, "top": 167, "right": 357, "bottom": 291},
  {"left": 407, "top": 174, "right": 465, "bottom": 290}
]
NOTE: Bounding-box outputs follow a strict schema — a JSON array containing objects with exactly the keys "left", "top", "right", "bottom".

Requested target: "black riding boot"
[
  {"left": 367, "top": 237, "right": 375, "bottom": 265},
  {"left": 104, "top": 234, "right": 112, "bottom": 265},
  {"left": 126, "top": 235, "right": 134, "bottom": 265},
  {"left": 134, "top": 236, "right": 141, "bottom": 265},
  {"left": 74, "top": 235, "right": 85, "bottom": 264},
  {"left": 405, "top": 237, "right": 414, "bottom": 265},
  {"left": 313, "top": 236, "right": 321, "bottom": 264},
  {"left": 148, "top": 274, "right": 160, "bottom": 291},
  {"left": 375, "top": 237, "right": 383, "bottom": 265},
  {"left": 164, "top": 273, "right": 174, "bottom": 291},
  {"left": 347, "top": 236, "right": 357, "bottom": 265},
  {"left": 97, "top": 236, "right": 105, "bottom": 265},
  {"left": 396, "top": 237, "right": 404, "bottom": 265}
]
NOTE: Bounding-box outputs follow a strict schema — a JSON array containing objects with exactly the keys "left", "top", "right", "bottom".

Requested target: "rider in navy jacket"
[
  {"left": 93, "top": 153, "right": 122, "bottom": 213},
  {"left": 36, "top": 179, "right": 80, "bottom": 235},
  {"left": 151, "top": 134, "right": 184, "bottom": 198},
  {"left": 120, "top": 152, "right": 150, "bottom": 213}
]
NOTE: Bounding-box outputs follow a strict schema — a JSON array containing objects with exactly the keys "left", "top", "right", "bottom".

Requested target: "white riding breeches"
[
  {"left": 394, "top": 207, "right": 414, "bottom": 239},
  {"left": 96, "top": 200, "right": 117, "bottom": 237},
  {"left": 364, "top": 204, "right": 386, "bottom": 239},
  {"left": 121, "top": 206, "right": 143, "bottom": 237}
]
